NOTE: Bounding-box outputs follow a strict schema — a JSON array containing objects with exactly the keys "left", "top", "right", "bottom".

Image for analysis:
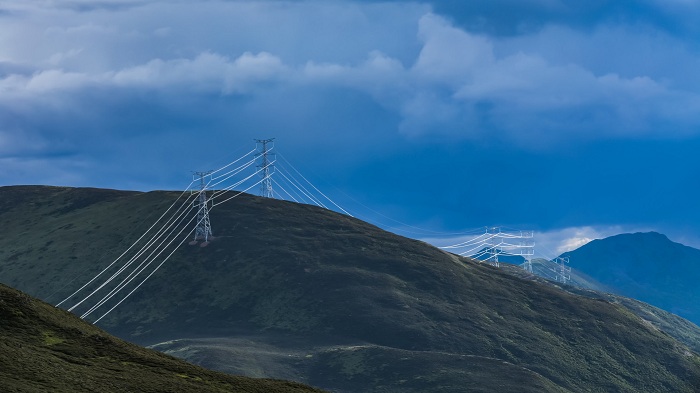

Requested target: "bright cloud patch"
[
  {"left": 425, "top": 225, "right": 640, "bottom": 261},
  {"left": 534, "top": 226, "right": 636, "bottom": 256},
  {"left": 111, "top": 51, "right": 288, "bottom": 93}
]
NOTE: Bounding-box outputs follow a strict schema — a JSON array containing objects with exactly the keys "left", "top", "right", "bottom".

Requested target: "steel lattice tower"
[
  {"left": 192, "top": 171, "right": 213, "bottom": 243},
  {"left": 486, "top": 227, "right": 501, "bottom": 267},
  {"left": 554, "top": 256, "right": 571, "bottom": 284},
  {"left": 482, "top": 227, "right": 534, "bottom": 268},
  {"left": 255, "top": 138, "right": 276, "bottom": 198}
]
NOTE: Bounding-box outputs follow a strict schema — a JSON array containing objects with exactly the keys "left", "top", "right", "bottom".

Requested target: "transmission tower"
[
  {"left": 191, "top": 171, "right": 213, "bottom": 245},
  {"left": 520, "top": 235, "right": 535, "bottom": 272},
  {"left": 255, "top": 138, "right": 276, "bottom": 198},
  {"left": 482, "top": 227, "right": 534, "bottom": 268},
  {"left": 485, "top": 227, "right": 502, "bottom": 267},
  {"left": 554, "top": 256, "right": 571, "bottom": 284}
]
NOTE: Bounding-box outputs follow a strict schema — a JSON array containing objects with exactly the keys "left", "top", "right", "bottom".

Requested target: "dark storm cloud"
[{"left": 356, "top": 0, "right": 700, "bottom": 38}]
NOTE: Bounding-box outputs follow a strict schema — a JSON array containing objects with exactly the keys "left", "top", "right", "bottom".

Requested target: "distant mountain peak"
[
  {"left": 612, "top": 231, "right": 669, "bottom": 241},
  {"left": 562, "top": 230, "right": 700, "bottom": 325}
]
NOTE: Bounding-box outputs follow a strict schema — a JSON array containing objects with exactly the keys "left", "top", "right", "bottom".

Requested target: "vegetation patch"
[
  {"left": 41, "top": 331, "right": 65, "bottom": 346},
  {"left": 176, "top": 373, "right": 204, "bottom": 381}
]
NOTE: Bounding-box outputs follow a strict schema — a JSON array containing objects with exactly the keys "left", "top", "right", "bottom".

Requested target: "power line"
[
  {"left": 439, "top": 226, "right": 534, "bottom": 268},
  {"left": 59, "top": 146, "right": 262, "bottom": 321},
  {"left": 59, "top": 138, "right": 560, "bottom": 324},
  {"left": 55, "top": 181, "right": 197, "bottom": 308}
]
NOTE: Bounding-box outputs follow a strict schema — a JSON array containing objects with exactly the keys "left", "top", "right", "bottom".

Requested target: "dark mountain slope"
[
  {"left": 0, "top": 282, "right": 323, "bottom": 393},
  {"left": 2, "top": 186, "right": 700, "bottom": 392},
  {"left": 561, "top": 232, "right": 700, "bottom": 324},
  {"left": 501, "top": 262, "right": 700, "bottom": 354}
]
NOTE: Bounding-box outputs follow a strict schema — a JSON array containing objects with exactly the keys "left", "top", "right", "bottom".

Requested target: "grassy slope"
[
  {"left": 151, "top": 338, "right": 571, "bottom": 393},
  {"left": 0, "top": 283, "right": 324, "bottom": 393},
  {"left": 2, "top": 186, "right": 700, "bottom": 392},
  {"left": 569, "top": 288, "right": 700, "bottom": 355},
  {"left": 309, "top": 345, "right": 569, "bottom": 393},
  {"left": 502, "top": 263, "right": 700, "bottom": 353},
  {"left": 504, "top": 256, "right": 700, "bottom": 355}
]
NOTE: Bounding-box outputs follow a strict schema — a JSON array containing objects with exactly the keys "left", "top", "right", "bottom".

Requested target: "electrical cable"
[
  {"left": 56, "top": 180, "right": 196, "bottom": 308},
  {"left": 70, "top": 191, "right": 198, "bottom": 313},
  {"left": 275, "top": 165, "right": 327, "bottom": 208}
]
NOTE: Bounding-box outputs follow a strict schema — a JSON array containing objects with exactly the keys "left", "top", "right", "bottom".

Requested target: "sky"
[{"left": 3, "top": 0, "right": 700, "bottom": 255}]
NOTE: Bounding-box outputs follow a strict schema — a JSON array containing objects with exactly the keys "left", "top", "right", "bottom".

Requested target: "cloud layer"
[
  {"left": 4, "top": 1, "right": 700, "bottom": 151},
  {"left": 3, "top": 0, "right": 700, "bottom": 240}
]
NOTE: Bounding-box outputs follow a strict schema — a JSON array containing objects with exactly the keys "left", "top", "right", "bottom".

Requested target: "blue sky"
[{"left": 3, "top": 0, "right": 700, "bottom": 253}]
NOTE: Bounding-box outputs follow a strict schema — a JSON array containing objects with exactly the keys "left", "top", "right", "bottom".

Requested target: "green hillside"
[
  {"left": 2, "top": 186, "right": 700, "bottom": 392},
  {"left": 0, "top": 282, "right": 324, "bottom": 393}
]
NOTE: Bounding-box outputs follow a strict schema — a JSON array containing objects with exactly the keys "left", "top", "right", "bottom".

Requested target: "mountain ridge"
[{"left": 560, "top": 231, "right": 700, "bottom": 325}]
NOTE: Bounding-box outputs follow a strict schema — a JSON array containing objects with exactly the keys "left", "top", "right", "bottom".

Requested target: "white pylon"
[
  {"left": 255, "top": 138, "right": 275, "bottom": 198},
  {"left": 554, "top": 256, "right": 571, "bottom": 284},
  {"left": 192, "top": 171, "right": 213, "bottom": 244}
]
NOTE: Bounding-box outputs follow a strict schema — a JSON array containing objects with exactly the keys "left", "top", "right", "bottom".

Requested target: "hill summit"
[{"left": 1, "top": 186, "right": 700, "bottom": 392}]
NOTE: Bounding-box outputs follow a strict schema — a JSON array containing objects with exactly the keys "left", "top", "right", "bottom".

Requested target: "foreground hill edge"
[{"left": 0, "top": 282, "right": 325, "bottom": 393}]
